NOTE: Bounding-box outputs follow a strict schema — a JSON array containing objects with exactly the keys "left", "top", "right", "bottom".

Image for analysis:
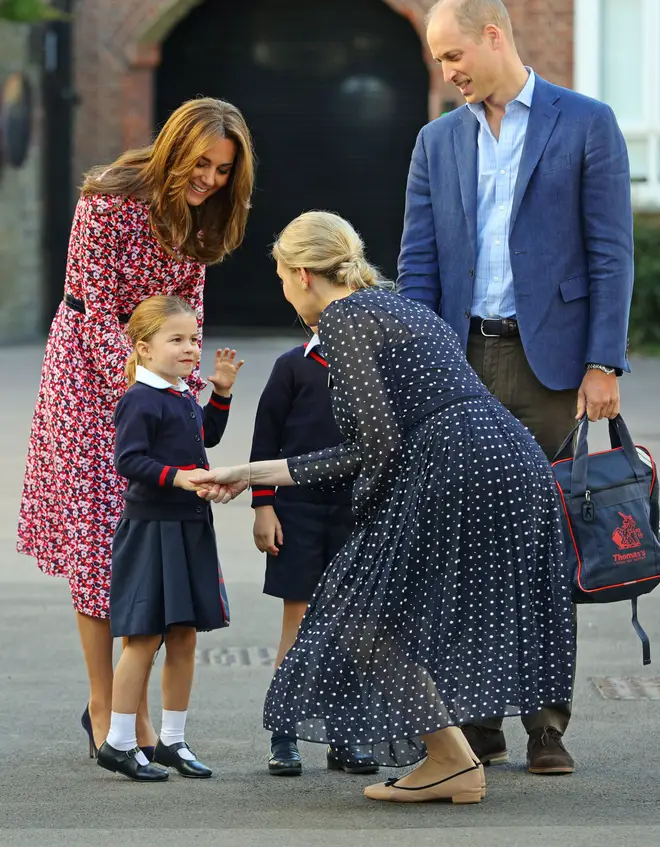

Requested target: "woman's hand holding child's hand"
[
  {"left": 208, "top": 348, "right": 244, "bottom": 396},
  {"left": 173, "top": 469, "right": 200, "bottom": 491},
  {"left": 189, "top": 466, "right": 249, "bottom": 504}
]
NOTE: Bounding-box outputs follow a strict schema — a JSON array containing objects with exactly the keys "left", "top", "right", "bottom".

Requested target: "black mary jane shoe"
[
  {"left": 327, "top": 745, "right": 379, "bottom": 775},
  {"left": 268, "top": 737, "right": 302, "bottom": 776},
  {"left": 153, "top": 739, "right": 212, "bottom": 778},
  {"left": 141, "top": 745, "right": 155, "bottom": 762},
  {"left": 97, "top": 741, "right": 169, "bottom": 782}
]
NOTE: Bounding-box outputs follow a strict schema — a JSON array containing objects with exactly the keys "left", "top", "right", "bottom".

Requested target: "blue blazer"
[{"left": 397, "top": 75, "right": 634, "bottom": 390}]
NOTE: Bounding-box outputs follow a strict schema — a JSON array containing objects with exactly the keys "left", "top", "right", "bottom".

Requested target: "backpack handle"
[
  {"left": 552, "top": 418, "right": 582, "bottom": 463},
  {"left": 569, "top": 414, "right": 647, "bottom": 499}
]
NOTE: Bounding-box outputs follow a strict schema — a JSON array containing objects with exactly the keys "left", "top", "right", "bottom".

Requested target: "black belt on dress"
[
  {"left": 64, "top": 293, "right": 131, "bottom": 325},
  {"left": 401, "top": 392, "right": 491, "bottom": 435},
  {"left": 469, "top": 316, "right": 519, "bottom": 337}
]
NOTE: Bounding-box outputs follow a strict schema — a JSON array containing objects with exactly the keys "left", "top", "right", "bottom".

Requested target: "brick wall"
[
  {"left": 0, "top": 22, "right": 43, "bottom": 344},
  {"left": 501, "top": 0, "right": 574, "bottom": 89},
  {"left": 73, "top": 0, "right": 574, "bottom": 182},
  {"left": 73, "top": 0, "right": 202, "bottom": 181}
]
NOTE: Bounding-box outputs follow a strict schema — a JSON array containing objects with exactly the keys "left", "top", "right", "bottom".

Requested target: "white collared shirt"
[
  {"left": 135, "top": 365, "right": 189, "bottom": 393},
  {"left": 304, "top": 334, "right": 321, "bottom": 357}
]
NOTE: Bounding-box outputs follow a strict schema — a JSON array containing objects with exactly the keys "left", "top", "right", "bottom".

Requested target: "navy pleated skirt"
[{"left": 110, "top": 517, "right": 230, "bottom": 637}]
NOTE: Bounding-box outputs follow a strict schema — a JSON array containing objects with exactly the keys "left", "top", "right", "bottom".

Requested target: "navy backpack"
[{"left": 552, "top": 415, "right": 660, "bottom": 665}]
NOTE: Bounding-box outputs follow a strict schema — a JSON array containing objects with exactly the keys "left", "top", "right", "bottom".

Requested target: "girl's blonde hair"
[
  {"left": 82, "top": 97, "right": 255, "bottom": 266},
  {"left": 125, "top": 296, "right": 196, "bottom": 386},
  {"left": 272, "top": 211, "right": 381, "bottom": 290}
]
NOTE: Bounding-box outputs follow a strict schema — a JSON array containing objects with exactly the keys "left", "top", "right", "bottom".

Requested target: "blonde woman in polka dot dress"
[{"left": 191, "top": 211, "right": 574, "bottom": 805}]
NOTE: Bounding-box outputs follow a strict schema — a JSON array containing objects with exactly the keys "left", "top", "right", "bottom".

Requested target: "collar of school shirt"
[
  {"left": 303, "top": 334, "right": 321, "bottom": 357},
  {"left": 467, "top": 66, "right": 536, "bottom": 119},
  {"left": 135, "top": 364, "right": 189, "bottom": 393}
]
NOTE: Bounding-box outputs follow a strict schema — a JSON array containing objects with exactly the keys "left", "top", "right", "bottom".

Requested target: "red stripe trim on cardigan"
[
  {"left": 252, "top": 489, "right": 276, "bottom": 496},
  {"left": 209, "top": 396, "right": 231, "bottom": 410},
  {"left": 309, "top": 351, "right": 328, "bottom": 367},
  {"left": 161, "top": 465, "right": 197, "bottom": 486}
]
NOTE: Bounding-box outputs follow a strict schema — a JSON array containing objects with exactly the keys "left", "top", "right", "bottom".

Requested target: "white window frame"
[{"left": 574, "top": 0, "right": 660, "bottom": 209}]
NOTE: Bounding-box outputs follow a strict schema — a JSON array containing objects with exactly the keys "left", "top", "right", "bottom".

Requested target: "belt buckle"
[{"left": 480, "top": 319, "right": 499, "bottom": 338}]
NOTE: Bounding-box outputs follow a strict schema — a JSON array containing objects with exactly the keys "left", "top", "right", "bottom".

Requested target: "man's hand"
[
  {"left": 253, "top": 505, "right": 283, "bottom": 555},
  {"left": 576, "top": 370, "right": 620, "bottom": 421}
]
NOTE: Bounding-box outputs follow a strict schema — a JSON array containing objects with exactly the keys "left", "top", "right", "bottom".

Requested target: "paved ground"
[{"left": 1, "top": 337, "right": 659, "bottom": 847}]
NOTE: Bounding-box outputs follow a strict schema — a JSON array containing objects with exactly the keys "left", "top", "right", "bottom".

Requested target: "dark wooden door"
[
  {"left": 41, "top": 0, "right": 76, "bottom": 328},
  {"left": 157, "top": 0, "right": 428, "bottom": 329}
]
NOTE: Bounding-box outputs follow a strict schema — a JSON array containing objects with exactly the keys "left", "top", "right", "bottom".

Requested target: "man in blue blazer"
[{"left": 398, "top": 0, "right": 633, "bottom": 775}]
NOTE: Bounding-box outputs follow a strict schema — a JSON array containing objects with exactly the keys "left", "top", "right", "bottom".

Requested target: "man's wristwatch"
[{"left": 586, "top": 363, "right": 616, "bottom": 375}]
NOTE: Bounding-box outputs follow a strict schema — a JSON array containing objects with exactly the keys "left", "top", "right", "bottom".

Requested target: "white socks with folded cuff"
[
  {"left": 106, "top": 711, "right": 150, "bottom": 766},
  {"left": 160, "top": 709, "right": 195, "bottom": 760},
  {"left": 106, "top": 709, "right": 195, "bottom": 763}
]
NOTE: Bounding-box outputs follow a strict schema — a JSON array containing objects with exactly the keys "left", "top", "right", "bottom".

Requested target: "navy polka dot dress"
[{"left": 263, "top": 288, "right": 574, "bottom": 768}]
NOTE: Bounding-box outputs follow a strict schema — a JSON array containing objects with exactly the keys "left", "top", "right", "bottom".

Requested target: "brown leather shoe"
[
  {"left": 461, "top": 725, "right": 508, "bottom": 766},
  {"left": 527, "top": 727, "right": 575, "bottom": 775}
]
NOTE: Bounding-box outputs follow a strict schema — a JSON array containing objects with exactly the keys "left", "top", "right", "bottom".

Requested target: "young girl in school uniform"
[
  {"left": 249, "top": 329, "right": 378, "bottom": 778},
  {"left": 96, "top": 295, "right": 243, "bottom": 782}
]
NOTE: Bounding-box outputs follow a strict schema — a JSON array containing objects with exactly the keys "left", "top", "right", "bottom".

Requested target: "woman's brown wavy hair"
[{"left": 81, "top": 98, "right": 254, "bottom": 265}]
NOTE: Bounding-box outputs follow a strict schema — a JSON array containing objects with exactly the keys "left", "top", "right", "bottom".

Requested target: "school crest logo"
[{"left": 612, "top": 513, "right": 644, "bottom": 550}]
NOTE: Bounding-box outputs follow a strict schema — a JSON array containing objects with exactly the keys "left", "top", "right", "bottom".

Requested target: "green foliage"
[
  {"left": 0, "top": 0, "right": 66, "bottom": 22},
  {"left": 630, "top": 215, "right": 660, "bottom": 353}
]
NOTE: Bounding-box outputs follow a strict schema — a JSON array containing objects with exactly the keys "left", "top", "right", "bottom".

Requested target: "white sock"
[
  {"left": 106, "top": 711, "right": 149, "bottom": 766},
  {"left": 161, "top": 709, "right": 195, "bottom": 760}
]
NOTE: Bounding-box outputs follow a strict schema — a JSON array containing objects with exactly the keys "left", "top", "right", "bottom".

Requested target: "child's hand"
[
  {"left": 253, "top": 505, "right": 283, "bottom": 555},
  {"left": 173, "top": 469, "right": 200, "bottom": 491},
  {"left": 190, "top": 466, "right": 249, "bottom": 504},
  {"left": 208, "top": 348, "right": 244, "bottom": 397}
]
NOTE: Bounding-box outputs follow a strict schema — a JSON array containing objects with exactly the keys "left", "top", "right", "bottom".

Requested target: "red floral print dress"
[{"left": 17, "top": 194, "right": 206, "bottom": 619}]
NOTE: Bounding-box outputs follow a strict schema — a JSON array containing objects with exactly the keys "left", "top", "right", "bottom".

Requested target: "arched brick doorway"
[{"left": 152, "top": 0, "right": 429, "bottom": 326}]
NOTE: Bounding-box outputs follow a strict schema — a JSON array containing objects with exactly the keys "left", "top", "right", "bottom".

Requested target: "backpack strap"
[
  {"left": 567, "top": 415, "right": 648, "bottom": 499},
  {"left": 552, "top": 418, "right": 583, "bottom": 463},
  {"left": 609, "top": 416, "right": 648, "bottom": 486},
  {"left": 631, "top": 597, "right": 651, "bottom": 666}
]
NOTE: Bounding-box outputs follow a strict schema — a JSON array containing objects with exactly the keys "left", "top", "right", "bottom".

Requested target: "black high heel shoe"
[
  {"left": 97, "top": 741, "right": 169, "bottom": 782},
  {"left": 81, "top": 704, "right": 98, "bottom": 759}
]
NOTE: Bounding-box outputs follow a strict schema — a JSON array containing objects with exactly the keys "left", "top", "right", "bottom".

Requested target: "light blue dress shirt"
[{"left": 469, "top": 68, "right": 536, "bottom": 319}]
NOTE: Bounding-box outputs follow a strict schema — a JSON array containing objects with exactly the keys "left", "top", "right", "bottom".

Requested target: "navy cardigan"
[
  {"left": 249, "top": 342, "right": 351, "bottom": 508},
  {"left": 114, "top": 382, "right": 231, "bottom": 520}
]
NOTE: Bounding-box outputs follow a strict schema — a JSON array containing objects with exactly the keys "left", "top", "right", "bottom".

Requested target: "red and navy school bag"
[{"left": 552, "top": 415, "right": 660, "bottom": 665}]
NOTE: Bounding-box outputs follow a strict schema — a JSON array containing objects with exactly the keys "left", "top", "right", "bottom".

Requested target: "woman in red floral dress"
[{"left": 17, "top": 97, "right": 254, "bottom": 751}]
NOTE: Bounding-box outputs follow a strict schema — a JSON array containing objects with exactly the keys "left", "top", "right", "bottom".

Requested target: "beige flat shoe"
[
  {"left": 477, "top": 762, "right": 486, "bottom": 798},
  {"left": 363, "top": 763, "right": 482, "bottom": 804}
]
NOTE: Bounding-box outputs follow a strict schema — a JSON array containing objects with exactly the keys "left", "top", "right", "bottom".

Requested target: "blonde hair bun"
[{"left": 272, "top": 211, "right": 383, "bottom": 291}]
